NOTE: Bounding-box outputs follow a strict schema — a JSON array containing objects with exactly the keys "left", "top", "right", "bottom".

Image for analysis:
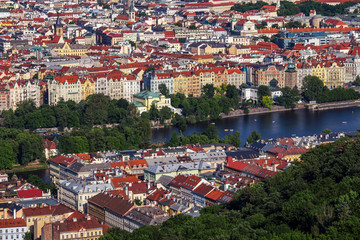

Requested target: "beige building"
[
  {"left": 48, "top": 76, "right": 82, "bottom": 105},
  {"left": 23, "top": 204, "right": 74, "bottom": 240}
]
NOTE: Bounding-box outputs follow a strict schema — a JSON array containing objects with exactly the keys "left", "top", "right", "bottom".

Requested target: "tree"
[
  {"left": 322, "top": 128, "right": 332, "bottom": 134},
  {"left": 277, "top": 87, "right": 301, "bottom": 109},
  {"left": 302, "top": 76, "right": 327, "bottom": 102},
  {"left": 257, "top": 85, "right": 271, "bottom": 100},
  {"left": 246, "top": 130, "right": 261, "bottom": 145},
  {"left": 284, "top": 21, "right": 304, "bottom": 28},
  {"left": 159, "top": 106, "right": 172, "bottom": 124},
  {"left": 149, "top": 104, "right": 160, "bottom": 121},
  {"left": 203, "top": 124, "right": 219, "bottom": 140},
  {"left": 189, "top": 24, "right": 196, "bottom": 30},
  {"left": 168, "top": 132, "right": 180, "bottom": 147},
  {"left": 172, "top": 114, "right": 187, "bottom": 133},
  {"left": 202, "top": 84, "right": 215, "bottom": 98},
  {"left": 24, "top": 232, "right": 33, "bottom": 240},
  {"left": 0, "top": 140, "right": 16, "bottom": 169},
  {"left": 159, "top": 84, "right": 170, "bottom": 97},
  {"left": 261, "top": 96, "right": 273, "bottom": 110},
  {"left": 353, "top": 75, "right": 360, "bottom": 86},
  {"left": 256, "top": 21, "right": 267, "bottom": 29}
]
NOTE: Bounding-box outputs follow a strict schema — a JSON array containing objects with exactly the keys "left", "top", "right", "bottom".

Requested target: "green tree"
[
  {"left": 322, "top": 128, "right": 332, "bottom": 134},
  {"left": 149, "top": 104, "right": 160, "bottom": 121},
  {"left": 168, "top": 132, "right": 180, "bottom": 147},
  {"left": 159, "top": 106, "right": 172, "bottom": 124},
  {"left": 353, "top": 75, "right": 360, "bottom": 86},
  {"left": 277, "top": 87, "right": 301, "bottom": 109},
  {"left": 261, "top": 96, "right": 273, "bottom": 110},
  {"left": 159, "top": 84, "right": 170, "bottom": 97},
  {"left": 258, "top": 85, "right": 271, "bottom": 100},
  {"left": 0, "top": 140, "right": 16, "bottom": 169},
  {"left": 172, "top": 114, "right": 187, "bottom": 133},
  {"left": 202, "top": 84, "right": 216, "bottom": 98},
  {"left": 246, "top": 130, "right": 261, "bottom": 145},
  {"left": 189, "top": 25, "right": 196, "bottom": 30},
  {"left": 302, "top": 75, "right": 327, "bottom": 102}
]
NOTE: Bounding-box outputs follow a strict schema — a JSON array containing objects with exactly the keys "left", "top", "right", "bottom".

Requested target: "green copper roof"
[{"left": 133, "top": 90, "right": 161, "bottom": 99}]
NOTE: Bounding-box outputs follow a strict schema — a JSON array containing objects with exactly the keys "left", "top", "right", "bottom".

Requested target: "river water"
[
  {"left": 151, "top": 107, "right": 360, "bottom": 145},
  {"left": 17, "top": 107, "right": 360, "bottom": 182}
]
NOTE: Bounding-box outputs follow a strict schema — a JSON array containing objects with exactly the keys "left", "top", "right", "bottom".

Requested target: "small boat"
[
  {"left": 211, "top": 122, "right": 215, "bottom": 125},
  {"left": 230, "top": 129, "right": 234, "bottom": 131},
  {"left": 254, "top": 119, "right": 257, "bottom": 122},
  {"left": 224, "top": 129, "right": 229, "bottom": 132},
  {"left": 272, "top": 121, "right": 275, "bottom": 123},
  {"left": 342, "top": 121, "right": 347, "bottom": 124}
]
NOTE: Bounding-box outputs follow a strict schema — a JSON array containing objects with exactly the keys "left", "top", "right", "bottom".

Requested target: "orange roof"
[
  {"left": 205, "top": 189, "right": 223, "bottom": 201},
  {"left": 111, "top": 176, "right": 140, "bottom": 188}
]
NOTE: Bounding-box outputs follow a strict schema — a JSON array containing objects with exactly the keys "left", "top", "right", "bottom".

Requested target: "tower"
[
  {"left": 129, "top": 1, "right": 135, "bottom": 22},
  {"left": 54, "top": 13, "right": 63, "bottom": 37},
  {"left": 231, "top": 13, "right": 236, "bottom": 31},
  {"left": 285, "top": 58, "right": 297, "bottom": 88},
  {"left": 276, "top": 0, "right": 280, "bottom": 11}
]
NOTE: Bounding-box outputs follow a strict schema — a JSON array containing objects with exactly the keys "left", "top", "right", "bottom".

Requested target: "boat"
[
  {"left": 211, "top": 122, "right": 215, "bottom": 125},
  {"left": 254, "top": 119, "right": 257, "bottom": 122},
  {"left": 230, "top": 129, "right": 234, "bottom": 131},
  {"left": 342, "top": 121, "right": 347, "bottom": 124},
  {"left": 224, "top": 129, "right": 229, "bottom": 132},
  {"left": 272, "top": 121, "right": 275, "bottom": 123}
]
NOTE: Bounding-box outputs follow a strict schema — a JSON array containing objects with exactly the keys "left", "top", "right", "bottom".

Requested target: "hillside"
[{"left": 100, "top": 137, "right": 360, "bottom": 240}]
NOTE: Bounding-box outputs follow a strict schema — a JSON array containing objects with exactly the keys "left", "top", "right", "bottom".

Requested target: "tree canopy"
[{"left": 100, "top": 137, "right": 360, "bottom": 240}]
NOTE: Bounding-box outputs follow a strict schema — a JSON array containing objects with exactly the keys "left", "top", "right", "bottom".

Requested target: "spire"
[
  {"left": 55, "top": 12, "right": 62, "bottom": 27},
  {"left": 129, "top": 0, "right": 135, "bottom": 13}
]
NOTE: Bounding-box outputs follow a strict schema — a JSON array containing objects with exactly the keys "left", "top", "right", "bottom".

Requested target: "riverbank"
[
  {"left": 220, "top": 100, "right": 360, "bottom": 119},
  {"left": 5, "top": 162, "right": 48, "bottom": 174}
]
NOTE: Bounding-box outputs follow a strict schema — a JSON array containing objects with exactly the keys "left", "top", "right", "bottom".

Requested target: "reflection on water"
[
  {"left": 152, "top": 107, "right": 360, "bottom": 145},
  {"left": 9, "top": 168, "right": 51, "bottom": 185}
]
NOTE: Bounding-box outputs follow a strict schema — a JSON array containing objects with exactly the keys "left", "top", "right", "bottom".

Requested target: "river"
[
  {"left": 151, "top": 107, "right": 360, "bottom": 145},
  {"left": 16, "top": 107, "right": 360, "bottom": 182}
]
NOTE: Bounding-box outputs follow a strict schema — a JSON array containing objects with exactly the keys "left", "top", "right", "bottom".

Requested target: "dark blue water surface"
[
  {"left": 16, "top": 107, "right": 360, "bottom": 181},
  {"left": 151, "top": 107, "right": 360, "bottom": 145}
]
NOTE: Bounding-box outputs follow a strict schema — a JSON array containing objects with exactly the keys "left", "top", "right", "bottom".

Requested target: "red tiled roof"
[
  {"left": 205, "top": 189, "right": 223, "bottom": 201},
  {"left": 17, "top": 189, "right": 43, "bottom": 199},
  {"left": 0, "top": 219, "right": 26, "bottom": 228},
  {"left": 49, "top": 156, "right": 76, "bottom": 166},
  {"left": 111, "top": 176, "right": 140, "bottom": 188},
  {"left": 23, "top": 204, "right": 74, "bottom": 217},
  {"left": 192, "top": 183, "right": 214, "bottom": 196}
]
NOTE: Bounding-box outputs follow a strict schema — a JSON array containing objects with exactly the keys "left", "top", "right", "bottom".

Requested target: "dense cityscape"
[{"left": 0, "top": 0, "right": 360, "bottom": 239}]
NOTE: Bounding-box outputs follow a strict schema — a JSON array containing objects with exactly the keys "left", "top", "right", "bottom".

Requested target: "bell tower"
[
  {"left": 54, "top": 12, "right": 63, "bottom": 37},
  {"left": 129, "top": 1, "right": 135, "bottom": 22}
]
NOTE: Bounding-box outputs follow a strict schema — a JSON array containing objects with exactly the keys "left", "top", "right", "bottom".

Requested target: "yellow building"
[
  {"left": 23, "top": 204, "right": 74, "bottom": 240},
  {"left": 213, "top": 67, "right": 228, "bottom": 88},
  {"left": 80, "top": 78, "right": 95, "bottom": 100},
  {"left": 173, "top": 72, "right": 189, "bottom": 96},
  {"left": 204, "top": 45, "right": 226, "bottom": 55},
  {"left": 191, "top": 55, "right": 214, "bottom": 63},
  {"left": 51, "top": 42, "right": 90, "bottom": 56},
  {"left": 187, "top": 72, "right": 201, "bottom": 97},
  {"left": 196, "top": 69, "right": 215, "bottom": 88},
  {"left": 228, "top": 45, "right": 251, "bottom": 55},
  {"left": 311, "top": 62, "right": 345, "bottom": 89},
  {"left": 132, "top": 91, "right": 171, "bottom": 113}
]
